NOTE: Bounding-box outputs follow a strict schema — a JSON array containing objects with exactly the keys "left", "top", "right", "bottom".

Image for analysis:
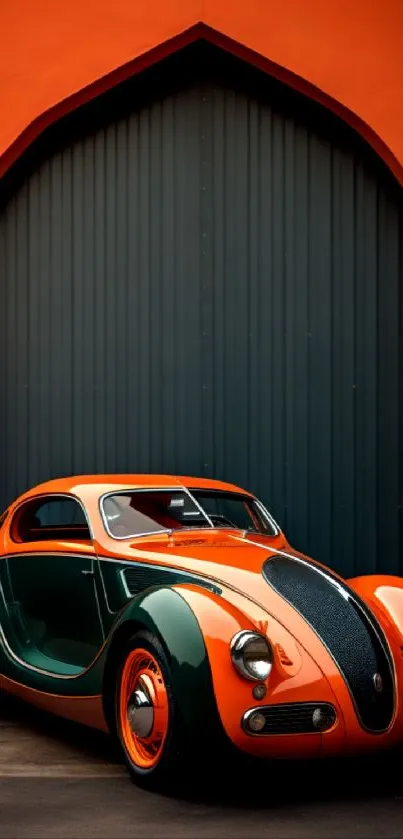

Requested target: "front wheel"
[{"left": 115, "top": 630, "right": 188, "bottom": 791}]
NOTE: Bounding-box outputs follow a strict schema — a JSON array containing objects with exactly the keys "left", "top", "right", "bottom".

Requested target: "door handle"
[{"left": 81, "top": 569, "right": 95, "bottom": 577}]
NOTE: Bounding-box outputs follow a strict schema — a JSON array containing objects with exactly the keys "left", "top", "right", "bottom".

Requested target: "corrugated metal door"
[{"left": 0, "top": 65, "right": 402, "bottom": 576}]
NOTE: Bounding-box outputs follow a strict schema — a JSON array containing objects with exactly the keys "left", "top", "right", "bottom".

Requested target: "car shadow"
[
  {"left": 2, "top": 692, "right": 402, "bottom": 808},
  {"left": 181, "top": 751, "right": 403, "bottom": 808},
  {"left": 0, "top": 692, "right": 121, "bottom": 766}
]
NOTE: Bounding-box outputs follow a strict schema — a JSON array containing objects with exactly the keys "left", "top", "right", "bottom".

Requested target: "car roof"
[{"left": 16, "top": 474, "right": 253, "bottom": 502}]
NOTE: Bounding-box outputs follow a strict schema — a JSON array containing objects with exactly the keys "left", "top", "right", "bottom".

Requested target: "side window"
[
  {"left": 11, "top": 497, "right": 91, "bottom": 543},
  {"left": 35, "top": 499, "right": 86, "bottom": 526}
]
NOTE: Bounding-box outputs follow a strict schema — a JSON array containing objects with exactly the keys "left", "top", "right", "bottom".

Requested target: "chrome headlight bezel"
[{"left": 230, "top": 630, "right": 273, "bottom": 681}]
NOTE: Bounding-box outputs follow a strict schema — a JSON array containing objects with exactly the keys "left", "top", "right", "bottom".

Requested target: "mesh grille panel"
[
  {"left": 262, "top": 556, "right": 394, "bottom": 732},
  {"left": 123, "top": 565, "right": 221, "bottom": 597},
  {"left": 244, "top": 702, "right": 336, "bottom": 735}
]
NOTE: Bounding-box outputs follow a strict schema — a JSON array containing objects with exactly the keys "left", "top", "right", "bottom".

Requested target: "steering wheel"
[{"left": 208, "top": 514, "right": 238, "bottom": 529}]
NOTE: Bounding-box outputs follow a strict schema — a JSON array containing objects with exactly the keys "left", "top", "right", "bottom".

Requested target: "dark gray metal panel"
[
  {"left": 1, "top": 70, "right": 402, "bottom": 577},
  {"left": 355, "top": 165, "right": 378, "bottom": 575},
  {"left": 331, "top": 150, "right": 356, "bottom": 576},
  {"left": 377, "top": 191, "right": 401, "bottom": 574}
]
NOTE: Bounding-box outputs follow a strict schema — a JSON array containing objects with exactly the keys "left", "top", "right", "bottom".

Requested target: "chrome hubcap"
[{"left": 127, "top": 675, "right": 154, "bottom": 738}]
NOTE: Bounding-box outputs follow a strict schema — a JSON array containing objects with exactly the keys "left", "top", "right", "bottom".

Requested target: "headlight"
[{"left": 230, "top": 630, "right": 273, "bottom": 681}]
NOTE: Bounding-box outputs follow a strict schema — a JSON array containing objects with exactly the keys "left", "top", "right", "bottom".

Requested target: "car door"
[{"left": 2, "top": 494, "right": 104, "bottom": 673}]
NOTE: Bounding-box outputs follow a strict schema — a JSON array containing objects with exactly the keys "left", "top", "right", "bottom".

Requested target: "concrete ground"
[{"left": 1, "top": 693, "right": 403, "bottom": 838}]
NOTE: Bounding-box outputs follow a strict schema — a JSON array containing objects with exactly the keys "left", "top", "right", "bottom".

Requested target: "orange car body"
[{"left": 1, "top": 473, "right": 403, "bottom": 763}]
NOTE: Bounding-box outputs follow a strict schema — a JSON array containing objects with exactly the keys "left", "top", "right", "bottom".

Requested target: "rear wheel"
[{"left": 115, "top": 630, "right": 187, "bottom": 791}]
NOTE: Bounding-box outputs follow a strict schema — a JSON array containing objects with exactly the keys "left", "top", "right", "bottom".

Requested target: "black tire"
[{"left": 114, "top": 630, "right": 189, "bottom": 792}]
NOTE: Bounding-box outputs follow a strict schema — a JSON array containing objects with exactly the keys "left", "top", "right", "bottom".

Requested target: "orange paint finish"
[
  {"left": 25, "top": 475, "right": 401, "bottom": 761},
  {"left": 349, "top": 575, "right": 403, "bottom": 665},
  {"left": 174, "top": 582, "right": 403, "bottom": 759},
  {"left": 174, "top": 585, "right": 342, "bottom": 759},
  {"left": 0, "top": 673, "right": 108, "bottom": 731},
  {"left": 3, "top": 474, "right": 403, "bottom": 762},
  {"left": 1, "top": 4, "right": 403, "bottom": 186},
  {"left": 1, "top": 473, "right": 252, "bottom": 555},
  {"left": 0, "top": 1, "right": 199, "bottom": 159}
]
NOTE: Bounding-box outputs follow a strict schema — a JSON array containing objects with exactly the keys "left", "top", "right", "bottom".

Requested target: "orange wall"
[{"left": 1, "top": 0, "right": 403, "bottom": 182}]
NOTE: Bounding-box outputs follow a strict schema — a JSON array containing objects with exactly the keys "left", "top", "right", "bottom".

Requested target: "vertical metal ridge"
[
  {"left": 355, "top": 164, "right": 378, "bottom": 575},
  {"left": 291, "top": 124, "right": 309, "bottom": 548},
  {"left": 377, "top": 188, "right": 400, "bottom": 573},
  {"left": 331, "top": 149, "right": 356, "bottom": 574},
  {"left": 247, "top": 94, "right": 259, "bottom": 492},
  {"left": 307, "top": 133, "right": 333, "bottom": 564}
]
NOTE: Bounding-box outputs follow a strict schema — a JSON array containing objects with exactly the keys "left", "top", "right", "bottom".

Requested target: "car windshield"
[
  {"left": 101, "top": 488, "right": 276, "bottom": 539},
  {"left": 190, "top": 490, "right": 276, "bottom": 535}
]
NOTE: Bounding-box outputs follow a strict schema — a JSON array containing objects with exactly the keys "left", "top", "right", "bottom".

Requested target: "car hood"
[{"left": 119, "top": 529, "right": 317, "bottom": 623}]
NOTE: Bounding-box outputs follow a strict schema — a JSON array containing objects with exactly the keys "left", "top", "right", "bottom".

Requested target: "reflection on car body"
[{"left": 0, "top": 473, "right": 403, "bottom": 791}]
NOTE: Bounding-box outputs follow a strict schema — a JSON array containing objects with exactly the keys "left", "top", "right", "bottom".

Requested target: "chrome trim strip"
[
  {"left": 182, "top": 487, "right": 215, "bottom": 528},
  {"left": 96, "top": 554, "right": 118, "bottom": 618},
  {"left": 119, "top": 568, "right": 132, "bottom": 599},
  {"left": 251, "top": 499, "right": 280, "bottom": 536},
  {"left": 98, "top": 555, "right": 146, "bottom": 566}
]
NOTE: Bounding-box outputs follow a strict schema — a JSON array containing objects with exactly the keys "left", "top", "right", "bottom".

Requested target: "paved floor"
[{"left": 1, "top": 693, "right": 403, "bottom": 838}]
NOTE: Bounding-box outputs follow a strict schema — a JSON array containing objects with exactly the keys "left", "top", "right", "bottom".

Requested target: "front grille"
[
  {"left": 262, "top": 555, "right": 395, "bottom": 733},
  {"left": 123, "top": 564, "right": 221, "bottom": 597},
  {"left": 243, "top": 702, "right": 337, "bottom": 735}
]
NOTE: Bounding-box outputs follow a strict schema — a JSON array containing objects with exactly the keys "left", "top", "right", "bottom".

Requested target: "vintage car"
[{"left": 1, "top": 474, "right": 403, "bottom": 789}]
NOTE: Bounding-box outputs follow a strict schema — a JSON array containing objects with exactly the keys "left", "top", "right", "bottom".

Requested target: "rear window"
[{"left": 11, "top": 496, "right": 91, "bottom": 542}]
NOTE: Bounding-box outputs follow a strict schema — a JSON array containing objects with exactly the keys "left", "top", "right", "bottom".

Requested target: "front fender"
[
  {"left": 104, "top": 583, "right": 342, "bottom": 760},
  {"left": 348, "top": 574, "right": 403, "bottom": 653},
  {"left": 102, "top": 586, "right": 225, "bottom": 739},
  {"left": 172, "top": 584, "right": 337, "bottom": 758}
]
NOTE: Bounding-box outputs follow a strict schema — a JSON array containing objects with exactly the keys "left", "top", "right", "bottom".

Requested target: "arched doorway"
[{"left": 1, "top": 42, "right": 402, "bottom": 576}]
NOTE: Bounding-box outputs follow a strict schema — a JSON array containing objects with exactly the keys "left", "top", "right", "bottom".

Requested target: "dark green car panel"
[
  {"left": 0, "top": 550, "right": 221, "bottom": 734},
  {"left": 102, "top": 586, "right": 221, "bottom": 733},
  {"left": 3, "top": 553, "right": 104, "bottom": 670},
  {"left": 97, "top": 557, "right": 221, "bottom": 625}
]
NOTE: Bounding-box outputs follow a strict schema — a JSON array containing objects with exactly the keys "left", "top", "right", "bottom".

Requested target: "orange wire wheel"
[{"left": 118, "top": 647, "right": 170, "bottom": 771}]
